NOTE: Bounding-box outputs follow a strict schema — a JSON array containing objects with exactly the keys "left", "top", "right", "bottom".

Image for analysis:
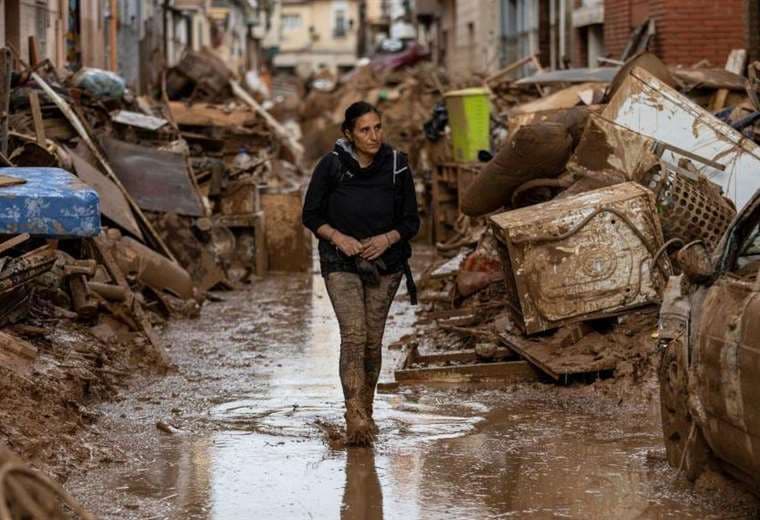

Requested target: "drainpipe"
[
  {"left": 163, "top": 0, "right": 170, "bottom": 65},
  {"left": 559, "top": 0, "right": 566, "bottom": 66},
  {"left": 109, "top": 0, "right": 118, "bottom": 71}
]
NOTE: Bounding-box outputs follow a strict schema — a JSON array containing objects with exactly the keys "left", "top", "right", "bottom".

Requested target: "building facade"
[
  {"left": 269, "top": 0, "right": 359, "bottom": 76},
  {"left": 2, "top": 0, "right": 269, "bottom": 92},
  {"left": 419, "top": 0, "right": 759, "bottom": 81}
]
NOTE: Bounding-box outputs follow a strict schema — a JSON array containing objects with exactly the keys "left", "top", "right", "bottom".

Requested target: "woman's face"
[{"left": 347, "top": 112, "right": 383, "bottom": 157}]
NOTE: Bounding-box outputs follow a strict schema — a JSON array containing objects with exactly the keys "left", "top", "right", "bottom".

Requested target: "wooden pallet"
[{"left": 393, "top": 344, "right": 539, "bottom": 387}]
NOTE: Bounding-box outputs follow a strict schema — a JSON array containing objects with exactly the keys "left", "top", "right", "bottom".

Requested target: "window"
[
  {"left": 281, "top": 14, "right": 302, "bottom": 32},
  {"left": 334, "top": 8, "right": 347, "bottom": 38}
]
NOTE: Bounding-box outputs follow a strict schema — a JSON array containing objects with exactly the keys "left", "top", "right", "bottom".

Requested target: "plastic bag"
[{"left": 72, "top": 68, "right": 126, "bottom": 99}]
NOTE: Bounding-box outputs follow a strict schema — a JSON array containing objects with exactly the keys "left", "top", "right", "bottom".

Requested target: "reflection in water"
[{"left": 342, "top": 448, "right": 383, "bottom": 520}]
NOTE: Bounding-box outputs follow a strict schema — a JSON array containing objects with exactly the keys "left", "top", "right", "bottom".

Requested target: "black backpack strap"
[
  {"left": 392, "top": 149, "right": 409, "bottom": 185},
  {"left": 326, "top": 152, "right": 352, "bottom": 194}
]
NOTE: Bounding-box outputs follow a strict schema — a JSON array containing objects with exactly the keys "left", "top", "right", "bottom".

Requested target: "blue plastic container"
[{"left": 0, "top": 168, "right": 101, "bottom": 237}]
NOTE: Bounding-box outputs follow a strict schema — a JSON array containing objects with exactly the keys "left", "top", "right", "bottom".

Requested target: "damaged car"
[{"left": 659, "top": 187, "right": 760, "bottom": 492}]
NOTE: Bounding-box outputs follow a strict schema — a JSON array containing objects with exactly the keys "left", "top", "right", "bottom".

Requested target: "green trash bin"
[{"left": 443, "top": 87, "right": 491, "bottom": 162}]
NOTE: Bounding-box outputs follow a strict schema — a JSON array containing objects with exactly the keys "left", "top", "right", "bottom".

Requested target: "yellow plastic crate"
[{"left": 444, "top": 88, "right": 491, "bottom": 162}]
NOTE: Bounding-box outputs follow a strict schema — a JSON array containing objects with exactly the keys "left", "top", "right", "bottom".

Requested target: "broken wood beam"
[
  {"left": 417, "top": 301, "right": 506, "bottom": 323},
  {"left": 62, "top": 259, "right": 97, "bottom": 277},
  {"left": 28, "top": 91, "right": 46, "bottom": 146},
  {"left": 0, "top": 150, "right": 13, "bottom": 166},
  {"left": 87, "top": 281, "right": 128, "bottom": 302},
  {"left": 395, "top": 360, "right": 539, "bottom": 386},
  {"left": 711, "top": 49, "right": 747, "bottom": 112},
  {"left": 485, "top": 55, "right": 536, "bottom": 85},
  {"left": 0, "top": 234, "right": 30, "bottom": 256},
  {"left": 27, "top": 36, "right": 40, "bottom": 67},
  {"left": 438, "top": 323, "right": 500, "bottom": 342},
  {"left": 405, "top": 347, "right": 517, "bottom": 368},
  {"left": 499, "top": 331, "right": 617, "bottom": 382},
  {"left": 91, "top": 236, "right": 170, "bottom": 368},
  {"left": 230, "top": 80, "right": 304, "bottom": 165},
  {"left": 68, "top": 275, "right": 98, "bottom": 319}
]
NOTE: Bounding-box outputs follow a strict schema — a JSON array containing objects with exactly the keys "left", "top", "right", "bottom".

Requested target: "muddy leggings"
[{"left": 325, "top": 271, "right": 402, "bottom": 417}]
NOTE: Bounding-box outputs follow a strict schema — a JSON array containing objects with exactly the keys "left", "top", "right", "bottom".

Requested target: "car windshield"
[
  {"left": 740, "top": 226, "right": 760, "bottom": 256},
  {"left": 736, "top": 223, "right": 760, "bottom": 275}
]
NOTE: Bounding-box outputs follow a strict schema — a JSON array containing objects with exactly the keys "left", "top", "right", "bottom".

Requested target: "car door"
[{"left": 692, "top": 196, "right": 760, "bottom": 486}]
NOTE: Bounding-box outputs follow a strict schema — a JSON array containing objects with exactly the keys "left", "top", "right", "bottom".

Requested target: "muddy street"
[
  {"left": 4, "top": 2, "right": 760, "bottom": 517},
  {"left": 62, "top": 258, "right": 753, "bottom": 519}
]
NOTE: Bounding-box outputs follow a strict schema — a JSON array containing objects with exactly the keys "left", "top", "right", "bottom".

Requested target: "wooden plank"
[
  {"left": 499, "top": 331, "right": 617, "bottom": 381},
  {"left": 0, "top": 48, "right": 11, "bottom": 157},
  {"left": 0, "top": 151, "right": 13, "bottom": 166},
  {"left": 438, "top": 324, "right": 503, "bottom": 343},
  {"left": 27, "top": 36, "right": 40, "bottom": 67},
  {"left": 0, "top": 175, "right": 25, "bottom": 188},
  {"left": 395, "top": 360, "right": 539, "bottom": 385},
  {"left": 484, "top": 54, "right": 535, "bottom": 86},
  {"left": 0, "top": 234, "right": 30, "bottom": 255},
  {"left": 711, "top": 49, "right": 747, "bottom": 111},
  {"left": 92, "top": 236, "right": 170, "bottom": 369},
  {"left": 417, "top": 301, "right": 506, "bottom": 322},
  {"left": 28, "top": 91, "right": 46, "bottom": 146},
  {"left": 408, "top": 347, "right": 517, "bottom": 367},
  {"left": 169, "top": 101, "right": 257, "bottom": 128},
  {"left": 230, "top": 80, "right": 304, "bottom": 165}
]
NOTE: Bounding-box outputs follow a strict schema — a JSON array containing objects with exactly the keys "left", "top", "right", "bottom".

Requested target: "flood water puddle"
[{"left": 70, "top": 262, "right": 754, "bottom": 519}]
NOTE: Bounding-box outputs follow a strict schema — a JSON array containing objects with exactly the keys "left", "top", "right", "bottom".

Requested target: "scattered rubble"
[
  {"left": 395, "top": 47, "right": 760, "bottom": 424},
  {"left": 0, "top": 42, "right": 309, "bottom": 480}
]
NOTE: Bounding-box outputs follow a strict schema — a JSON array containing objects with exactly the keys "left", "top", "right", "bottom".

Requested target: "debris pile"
[
  {"left": 296, "top": 63, "right": 450, "bottom": 171},
  {"left": 0, "top": 43, "right": 307, "bottom": 474},
  {"left": 400, "top": 50, "right": 760, "bottom": 398}
]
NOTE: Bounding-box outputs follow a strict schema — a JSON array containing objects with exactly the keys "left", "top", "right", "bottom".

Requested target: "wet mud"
[{"left": 64, "top": 256, "right": 759, "bottom": 519}]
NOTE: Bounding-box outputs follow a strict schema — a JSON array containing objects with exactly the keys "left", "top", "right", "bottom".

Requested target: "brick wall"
[{"left": 604, "top": 0, "right": 750, "bottom": 66}]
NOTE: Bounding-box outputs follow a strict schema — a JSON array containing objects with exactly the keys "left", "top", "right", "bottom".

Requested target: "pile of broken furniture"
[
  {"left": 0, "top": 42, "right": 308, "bottom": 376},
  {"left": 396, "top": 49, "right": 760, "bottom": 389}
]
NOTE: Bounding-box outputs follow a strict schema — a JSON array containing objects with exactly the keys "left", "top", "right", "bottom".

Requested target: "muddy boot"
[
  {"left": 360, "top": 383, "right": 379, "bottom": 435},
  {"left": 344, "top": 401, "right": 375, "bottom": 447}
]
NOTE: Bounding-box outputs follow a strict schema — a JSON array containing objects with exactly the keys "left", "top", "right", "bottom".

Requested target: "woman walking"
[{"left": 302, "top": 101, "right": 420, "bottom": 446}]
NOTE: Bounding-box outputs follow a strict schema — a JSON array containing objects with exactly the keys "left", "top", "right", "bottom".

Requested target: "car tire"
[{"left": 658, "top": 338, "right": 711, "bottom": 481}]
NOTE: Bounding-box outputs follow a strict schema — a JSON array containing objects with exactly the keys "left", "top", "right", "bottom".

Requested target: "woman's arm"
[
  {"left": 302, "top": 157, "right": 364, "bottom": 256},
  {"left": 302, "top": 156, "right": 332, "bottom": 234}
]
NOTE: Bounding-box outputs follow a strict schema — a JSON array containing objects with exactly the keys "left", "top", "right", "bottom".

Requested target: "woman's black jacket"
[{"left": 302, "top": 139, "right": 420, "bottom": 276}]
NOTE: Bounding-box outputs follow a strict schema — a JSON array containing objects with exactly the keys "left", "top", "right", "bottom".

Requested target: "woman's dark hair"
[{"left": 341, "top": 101, "right": 381, "bottom": 135}]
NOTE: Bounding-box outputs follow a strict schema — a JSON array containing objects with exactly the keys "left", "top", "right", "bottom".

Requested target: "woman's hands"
[
  {"left": 318, "top": 225, "right": 399, "bottom": 259},
  {"left": 332, "top": 231, "right": 364, "bottom": 257},
  {"left": 360, "top": 234, "right": 392, "bottom": 260}
]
